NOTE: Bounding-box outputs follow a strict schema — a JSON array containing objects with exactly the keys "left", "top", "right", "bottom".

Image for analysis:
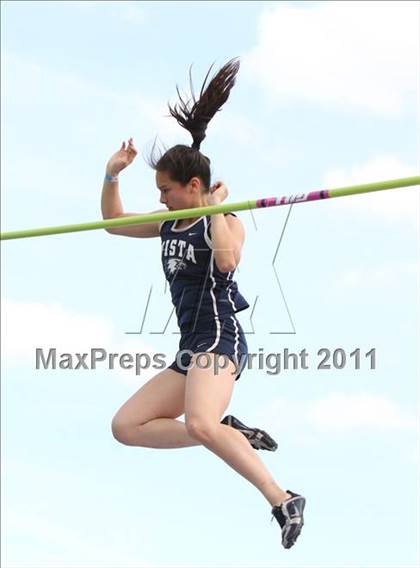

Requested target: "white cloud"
[
  {"left": 5, "top": 509, "right": 152, "bottom": 568},
  {"left": 1, "top": 299, "right": 165, "bottom": 385},
  {"left": 2, "top": 299, "right": 113, "bottom": 357},
  {"left": 244, "top": 1, "right": 419, "bottom": 116},
  {"left": 1, "top": 52, "right": 182, "bottom": 164},
  {"left": 209, "top": 108, "right": 300, "bottom": 169},
  {"left": 322, "top": 155, "right": 419, "bottom": 226},
  {"left": 5, "top": 512, "right": 103, "bottom": 568},
  {"left": 3, "top": 459, "right": 157, "bottom": 567},
  {"left": 211, "top": 110, "right": 261, "bottom": 146},
  {"left": 254, "top": 392, "right": 417, "bottom": 436},
  {"left": 2, "top": 52, "right": 153, "bottom": 113},
  {"left": 307, "top": 392, "right": 418, "bottom": 432},
  {"left": 334, "top": 261, "right": 417, "bottom": 292}
]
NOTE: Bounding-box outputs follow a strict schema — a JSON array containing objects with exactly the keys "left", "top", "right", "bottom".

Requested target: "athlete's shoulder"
[{"left": 159, "top": 219, "right": 173, "bottom": 233}]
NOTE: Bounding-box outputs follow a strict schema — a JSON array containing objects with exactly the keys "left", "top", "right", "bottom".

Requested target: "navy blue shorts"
[{"left": 168, "top": 314, "right": 248, "bottom": 380}]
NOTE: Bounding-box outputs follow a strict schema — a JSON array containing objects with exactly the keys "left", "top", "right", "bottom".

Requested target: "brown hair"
[{"left": 147, "top": 57, "right": 240, "bottom": 190}]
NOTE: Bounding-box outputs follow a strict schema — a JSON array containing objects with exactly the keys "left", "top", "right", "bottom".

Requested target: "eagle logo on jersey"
[{"left": 166, "top": 258, "right": 187, "bottom": 275}]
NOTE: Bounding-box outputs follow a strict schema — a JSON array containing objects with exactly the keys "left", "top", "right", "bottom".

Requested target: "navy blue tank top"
[{"left": 160, "top": 213, "right": 249, "bottom": 331}]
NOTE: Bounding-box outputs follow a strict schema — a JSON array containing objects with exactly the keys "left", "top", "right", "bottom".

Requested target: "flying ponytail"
[
  {"left": 168, "top": 57, "right": 240, "bottom": 151},
  {"left": 147, "top": 57, "right": 240, "bottom": 189}
]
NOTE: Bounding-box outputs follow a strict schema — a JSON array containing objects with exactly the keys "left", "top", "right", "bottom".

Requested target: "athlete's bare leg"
[
  {"left": 111, "top": 368, "right": 200, "bottom": 449},
  {"left": 184, "top": 354, "right": 291, "bottom": 507},
  {"left": 112, "top": 359, "right": 290, "bottom": 507}
]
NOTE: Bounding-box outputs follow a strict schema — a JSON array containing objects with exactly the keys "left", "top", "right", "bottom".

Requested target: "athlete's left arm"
[
  {"left": 208, "top": 181, "right": 245, "bottom": 272},
  {"left": 210, "top": 213, "right": 245, "bottom": 273}
]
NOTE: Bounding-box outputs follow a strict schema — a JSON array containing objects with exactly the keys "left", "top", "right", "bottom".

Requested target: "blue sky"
[{"left": 1, "top": 1, "right": 419, "bottom": 567}]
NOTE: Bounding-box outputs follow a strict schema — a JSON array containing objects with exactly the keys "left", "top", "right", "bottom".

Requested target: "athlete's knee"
[
  {"left": 111, "top": 415, "right": 136, "bottom": 445},
  {"left": 185, "top": 415, "right": 218, "bottom": 444}
]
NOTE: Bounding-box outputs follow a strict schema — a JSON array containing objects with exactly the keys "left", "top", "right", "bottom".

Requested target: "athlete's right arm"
[
  {"left": 101, "top": 177, "right": 166, "bottom": 238},
  {"left": 101, "top": 138, "right": 165, "bottom": 238}
]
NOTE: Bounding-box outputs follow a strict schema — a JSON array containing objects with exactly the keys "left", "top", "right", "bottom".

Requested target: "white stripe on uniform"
[{"left": 203, "top": 217, "right": 221, "bottom": 352}]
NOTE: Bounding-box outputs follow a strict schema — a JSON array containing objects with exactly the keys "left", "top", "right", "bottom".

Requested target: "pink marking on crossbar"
[
  {"left": 256, "top": 197, "right": 278, "bottom": 208},
  {"left": 306, "top": 190, "right": 330, "bottom": 201},
  {"left": 257, "top": 190, "right": 330, "bottom": 208}
]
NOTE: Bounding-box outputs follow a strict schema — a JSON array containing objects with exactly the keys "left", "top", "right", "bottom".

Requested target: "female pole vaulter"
[{"left": 101, "top": 58, "right": 305, "bottom": 550}]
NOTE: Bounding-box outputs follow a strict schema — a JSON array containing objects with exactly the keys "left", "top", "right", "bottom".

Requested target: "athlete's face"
[{"left": 156, "top": 170, "right": 205, "bottom": 210}]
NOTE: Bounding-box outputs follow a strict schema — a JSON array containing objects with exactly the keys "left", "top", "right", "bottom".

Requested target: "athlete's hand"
[
  {"left": 208, "top": 181, "right": 228, "bottom": 205},
  {"left": 106, "top": 138, "right": 138, "bottom": 176}
]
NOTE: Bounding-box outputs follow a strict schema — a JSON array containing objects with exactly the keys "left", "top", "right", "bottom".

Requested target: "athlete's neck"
[
  {"left": 176, "top": 199, "right": 208, "bottom": 228},
  {"left": 176, "top": 216, "right": 201, "bottom": 229}
]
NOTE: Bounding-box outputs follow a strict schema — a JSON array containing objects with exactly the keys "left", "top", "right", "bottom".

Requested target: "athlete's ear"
[{"left": 188, "top": 176, "right": 201, "bottom": 194}]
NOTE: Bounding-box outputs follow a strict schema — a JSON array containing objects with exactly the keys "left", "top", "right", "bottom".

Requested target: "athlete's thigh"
[
  {"left": 113, "top": 368, "right": 186, "bottom": 427},
  {"left": 184, "top": 353, "right": 236, "bottom": 422}
]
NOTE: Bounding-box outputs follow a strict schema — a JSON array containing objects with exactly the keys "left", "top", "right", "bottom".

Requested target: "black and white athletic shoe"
[
  {"left": 271, "top": 490, "right": 306, "bottom": 549},
  {"left": 221, "top": 415, "right": 278, "bottom": 451}
]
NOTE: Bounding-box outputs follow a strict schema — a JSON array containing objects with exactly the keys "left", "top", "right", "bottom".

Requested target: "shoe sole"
[
  {"left": 282, "top": 498, "right": 305, "bottom": 549},
  {"left": 282, "top": 518, "right": 304, "bottom": 548},
  {"left": 248, "top": 430, "right": 278, "bottom": 451},
  {"left": 221, "top": 416, "right": 278, "bottom": 451}
]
